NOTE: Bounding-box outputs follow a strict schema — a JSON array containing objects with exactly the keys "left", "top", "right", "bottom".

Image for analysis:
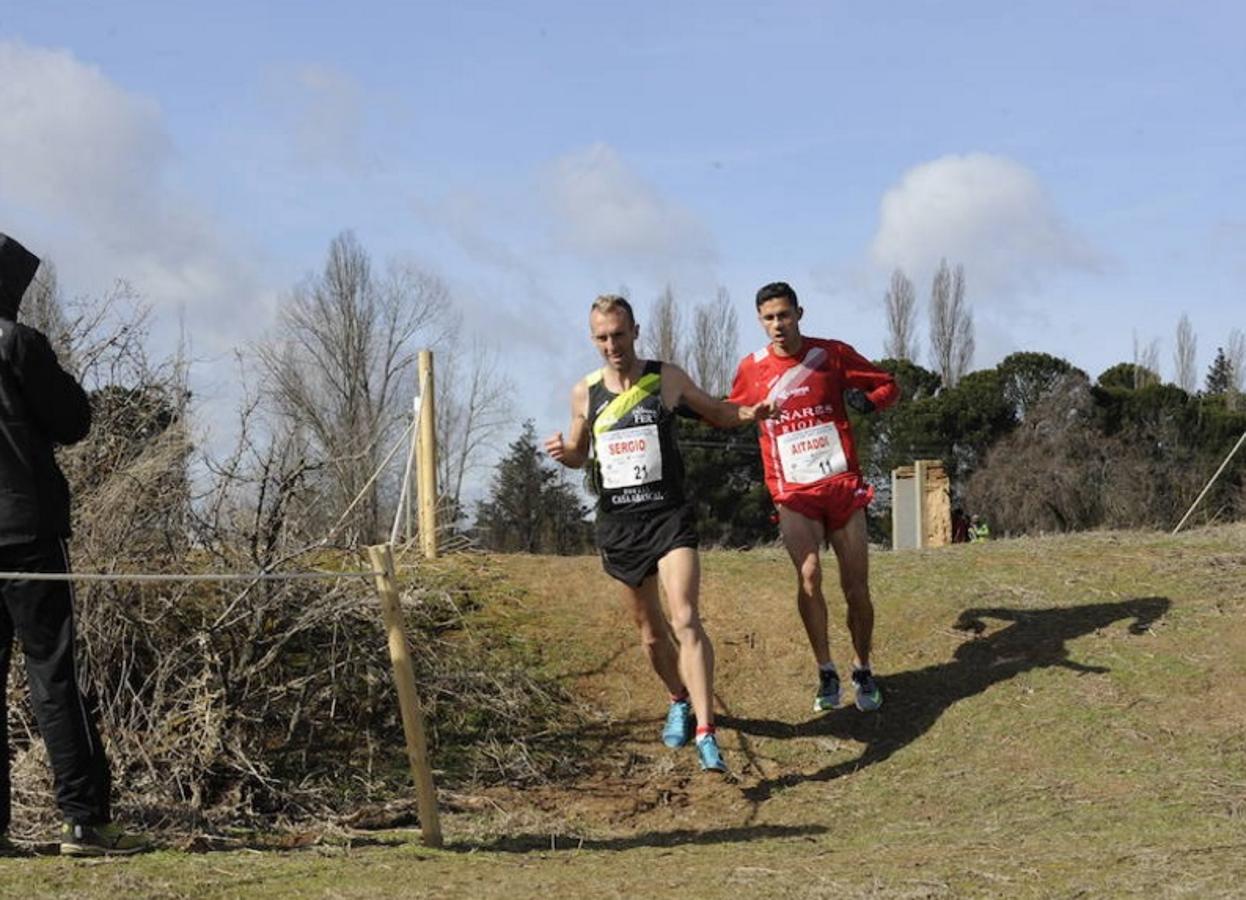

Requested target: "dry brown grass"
[{"left": 5, "top": 525, "right": 1246, "bottom": 897}]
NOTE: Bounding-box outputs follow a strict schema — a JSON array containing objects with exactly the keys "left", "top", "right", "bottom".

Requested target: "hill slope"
[{"left": 5, "top": 526, "right": 1246, "bottom": 897}]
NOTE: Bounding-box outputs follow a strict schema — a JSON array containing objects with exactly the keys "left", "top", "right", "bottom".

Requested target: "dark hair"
[
  {"left": 591, "top": 294, "right": 636, "bottom": 325},
  {"left": 755, "top": 281, "right": 798, "bottom": 309}
]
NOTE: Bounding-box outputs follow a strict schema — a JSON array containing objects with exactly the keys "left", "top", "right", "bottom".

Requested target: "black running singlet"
[{"left": 586, "top": 360, "right": 686, "bottom": 517}]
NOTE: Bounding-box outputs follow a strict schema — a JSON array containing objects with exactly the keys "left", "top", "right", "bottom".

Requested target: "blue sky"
[{"left": 3, "top": 2, "right": 1244, "bottom": 479}]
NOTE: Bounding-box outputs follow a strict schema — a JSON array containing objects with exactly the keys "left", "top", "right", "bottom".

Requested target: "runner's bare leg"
[
  {"left": 624, "top": 576, "right": 685, "bottom": 697},
  {"left": 827, "top": 508, "right": 874, "bottom": 669},
  {"left": 778, "top": 505, "right": 832, "bottom": 666},
  {"left": 656, "top": 547, "right": 714, "bottom": 728}
]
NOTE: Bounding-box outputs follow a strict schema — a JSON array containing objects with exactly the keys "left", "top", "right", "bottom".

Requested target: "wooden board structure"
[{"left": 891, "top": 459, "right": 951, "bottom": 549}]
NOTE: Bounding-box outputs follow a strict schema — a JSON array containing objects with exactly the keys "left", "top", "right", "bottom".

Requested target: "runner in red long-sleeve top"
[{"left": 728, "top": 281, "right": 898, "bottom": 713}]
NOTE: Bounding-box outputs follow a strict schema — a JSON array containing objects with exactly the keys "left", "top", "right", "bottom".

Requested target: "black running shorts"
[{"left": 595, "top": 503, "right": 699, "bottom": 588}]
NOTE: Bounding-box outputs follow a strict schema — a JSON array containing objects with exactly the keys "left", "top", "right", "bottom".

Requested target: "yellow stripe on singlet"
[{"left": 591, "top": 370, "right": 662, "bottom": 438}]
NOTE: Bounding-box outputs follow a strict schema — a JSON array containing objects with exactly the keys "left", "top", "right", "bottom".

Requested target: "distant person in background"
[
  {"left": 728, "top": 281, "right": 898, "bottom": 714},
  {"left": 951, "top": 508, "right": 971, "bottom": 544},
  {"left": 0, "top": 233, "right": 146, "bottom": 857},
  {"left": 969, "top": 514, "right": 991, "bottom": 542},
  {"left": 545, "top": 294, "right": 773, "bottom": 773}
]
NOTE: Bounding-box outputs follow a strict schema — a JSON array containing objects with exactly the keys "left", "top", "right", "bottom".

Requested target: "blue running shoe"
[
  {"left": 696, "top": 734, "right": 727, "bottom": 772},
  {"left": 814, "top": 668, "right": 841, "bottom": 712},
  {"left": 852, "top": 668, "right": 883, "bottom": 712},
  {"left": 662, "top": 699, "right": 693, "bottom": 748}
]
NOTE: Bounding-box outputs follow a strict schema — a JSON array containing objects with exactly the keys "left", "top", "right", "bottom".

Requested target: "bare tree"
[
  {"left": 644, "top": 285, "right": 683, "bottom": 365},
  {"left": 435, "top": 336, "right": 516, "bottom": 530},
  {"left": 16, "top": 259, "right": 74, "bottom": 366},
  {"left": 928, "top": 259, "right": 974, "bottom": 388},
  {"left": 1226, "top": 328, "right": 1245, "bottom": 411},
  {"left": 256, "top": 231, "right": 448, "bottom": 544},
  {"left": 1174, "top": 314, "right": 1197, "bottom": 393},
  {"left": 883, "top": 268, "right": 919, "bottom": 361},
  {"left": 689, "top": 287, "right": 739, "bottom": 396},
  {"left": 1132, "top": 331, "right": 1161, "bottom": 388}
]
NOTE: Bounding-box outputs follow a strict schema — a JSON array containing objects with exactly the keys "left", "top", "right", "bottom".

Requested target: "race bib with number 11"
[{"left": 777, "top": 423, "right": 847, "bottom": 485}]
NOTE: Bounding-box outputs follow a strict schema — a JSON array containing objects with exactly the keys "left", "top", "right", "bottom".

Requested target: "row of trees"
[
  {"left": 1164, "top": 315, "right": 1246, "bottom": 399},
  {"left": 884, "top": 259, "right": 976, "bottom": 389},
  {"left": 471, "top": 283, "right": 752, "bottom": 552},
  {"left": 30, "top": 231, "right": 516, "bottom": 558},
  {"left": 473, "top": 274, "right": 1246, "bottom": 551}
]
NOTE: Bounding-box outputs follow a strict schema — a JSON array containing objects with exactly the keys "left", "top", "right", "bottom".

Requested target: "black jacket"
[{"left": 0, "top": 233, "right": 91, "bottom": 544}]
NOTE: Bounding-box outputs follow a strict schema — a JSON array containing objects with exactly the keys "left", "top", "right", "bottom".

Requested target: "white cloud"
[
  {"left": 0, "top": 40, "right": 257, "bottom": 332},
  {"left": 0, "top": 39, "right": 267, "bottom": 456},
  {"left": 0, "top": 41, "right": 170, "bottom": 232},
  {"left": 869, "top": 153, "right": 1100, "bottom": 301},
  {"left": 544, "top": 142, "right": 718, "bottom": 277}
]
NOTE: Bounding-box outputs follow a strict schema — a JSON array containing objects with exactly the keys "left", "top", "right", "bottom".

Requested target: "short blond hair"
[{"left": 590, "top": 294, "right": 635, "bottom": 325}]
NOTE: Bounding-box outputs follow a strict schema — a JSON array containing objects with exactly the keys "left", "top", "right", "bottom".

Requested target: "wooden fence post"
[
  {"left": 366, "top": 543, "right": 443, "bottom": 847},
  {"left": 417, "top": 351, "right": 439, "bottom": 559},
  {"left": 914, "top": 459, "right": 927, "bottom": 549}
]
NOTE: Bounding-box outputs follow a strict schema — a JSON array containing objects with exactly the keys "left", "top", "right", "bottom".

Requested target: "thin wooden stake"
[
  {"left": 1172, "top": 429, "right": 1246, "bottom": 534},
  {"left": 417, "top": 351, "right": 439, "bottom": 559},
  {"left": 366, "top": 543, "right": 443, "bottom": 847}
]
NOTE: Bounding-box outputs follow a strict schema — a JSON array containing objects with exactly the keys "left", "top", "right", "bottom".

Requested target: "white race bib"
[
  {"left": 777, "top": 422, "right": 847, "bottom": 485},
  {"left": 599, "top": 425, "right": 662, "bottom": 489}
]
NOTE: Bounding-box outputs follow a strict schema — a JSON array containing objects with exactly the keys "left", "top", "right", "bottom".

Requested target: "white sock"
[{"left": 819, "top": 661, "right": 838, "bottom": 675}]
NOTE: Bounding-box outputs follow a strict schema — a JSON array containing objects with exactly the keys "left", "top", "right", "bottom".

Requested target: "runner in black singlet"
[{"left": 545, "top": 294, "right": 772, "bottom": 773}]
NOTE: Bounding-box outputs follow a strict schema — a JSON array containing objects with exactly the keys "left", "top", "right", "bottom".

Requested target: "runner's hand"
[
  {"left": 844, "top": 388, "right": 876, "bottom": 414},
  {"left": 747, "top": 401, "right": 778, "bottom": 421},
  {"left": 544, "top": 431, "right": 567, "bottom": 463}
]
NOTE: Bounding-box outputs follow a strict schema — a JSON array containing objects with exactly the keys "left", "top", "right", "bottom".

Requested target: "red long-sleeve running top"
[{"left": 728, "top": 337, "right": 898, "bottom": 503}]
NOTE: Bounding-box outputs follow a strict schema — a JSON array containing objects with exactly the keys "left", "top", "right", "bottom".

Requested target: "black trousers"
[{"left": 0, "top": 537, "right": 110, "bottom": 831}]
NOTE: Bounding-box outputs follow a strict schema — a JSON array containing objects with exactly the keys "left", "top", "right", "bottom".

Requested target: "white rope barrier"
[
  {"left": 323, "top": 418, "right": 416, "bottom": 545},
  {"left": 390, "top": 389, "right": 424, "bottom": 545},
  {"left": 0, "top": 415, "right": 428, "bottom": 586}
]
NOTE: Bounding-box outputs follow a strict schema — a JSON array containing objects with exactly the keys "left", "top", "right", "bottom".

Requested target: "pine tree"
[
  {"left": 474, "top": 421, "right": 591, "bottom": 553},
  {"left": 1206, "top": 347, "right": 1233, "bottom": 396}
]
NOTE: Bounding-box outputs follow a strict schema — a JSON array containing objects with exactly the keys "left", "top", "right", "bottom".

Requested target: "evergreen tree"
[
  {"left": 1206, "top": 347, "right": 1233, "bottom": 396},
  {"left": 474, "top": 421, "right": 591, "bottom": 553},
  {"left": 677, "top": 417, "right": 773, "bottom": 547},
  {"left": 996, "top": 351, "right": 1083, "bottom": 420}
]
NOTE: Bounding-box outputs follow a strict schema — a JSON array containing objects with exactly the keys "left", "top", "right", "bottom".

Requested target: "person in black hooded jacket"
[{"left": 0, "top": 233, "right": 145, "bottom": 856}]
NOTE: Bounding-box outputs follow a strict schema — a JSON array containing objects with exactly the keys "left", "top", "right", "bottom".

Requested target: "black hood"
[{"left": 0, "top": 233, "right": 41, "bottom": 319}]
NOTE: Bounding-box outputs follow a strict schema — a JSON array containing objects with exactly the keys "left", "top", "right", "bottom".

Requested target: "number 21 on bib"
[{"left": 599, "top": 424, "right": 663, "bottom": 489}]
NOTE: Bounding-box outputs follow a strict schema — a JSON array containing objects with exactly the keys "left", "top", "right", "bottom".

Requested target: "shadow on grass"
[
  {"left": 459, "top": 822, "right": 828, "bottom": 853},
  {"left": 722, "top": 596, "right": 1170, "bottom": 802}
]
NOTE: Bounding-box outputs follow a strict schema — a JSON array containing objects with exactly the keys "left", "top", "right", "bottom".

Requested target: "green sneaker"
[
  {"left": 60, "top": 822, "right": 150, "bottom": 857},
  {"left": 852, "top": 668, "right": 883, "bottom": 712},
  {"left": 814, "top": 667, "right": 841, "bottom": 712}
]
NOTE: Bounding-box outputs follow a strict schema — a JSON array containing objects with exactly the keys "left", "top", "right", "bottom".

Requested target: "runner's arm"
[
  {"left": 664, "top": 364, "right": 774, "bottom": 429},
  {"left": 840, "top": 344, "right": 900, "bottom": 412},
  {"left": 544, "top": 379, "right": 591, "bottom": 468}
]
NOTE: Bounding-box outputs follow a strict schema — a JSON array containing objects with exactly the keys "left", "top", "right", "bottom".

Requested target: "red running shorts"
[{"left": 778, "top": 475, "right": 874, "bottom": 534}]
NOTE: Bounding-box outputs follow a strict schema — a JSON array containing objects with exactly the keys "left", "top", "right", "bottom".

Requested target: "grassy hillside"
[{"left": 4, "top": 525, "right": 1245, "bottom": 898}]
